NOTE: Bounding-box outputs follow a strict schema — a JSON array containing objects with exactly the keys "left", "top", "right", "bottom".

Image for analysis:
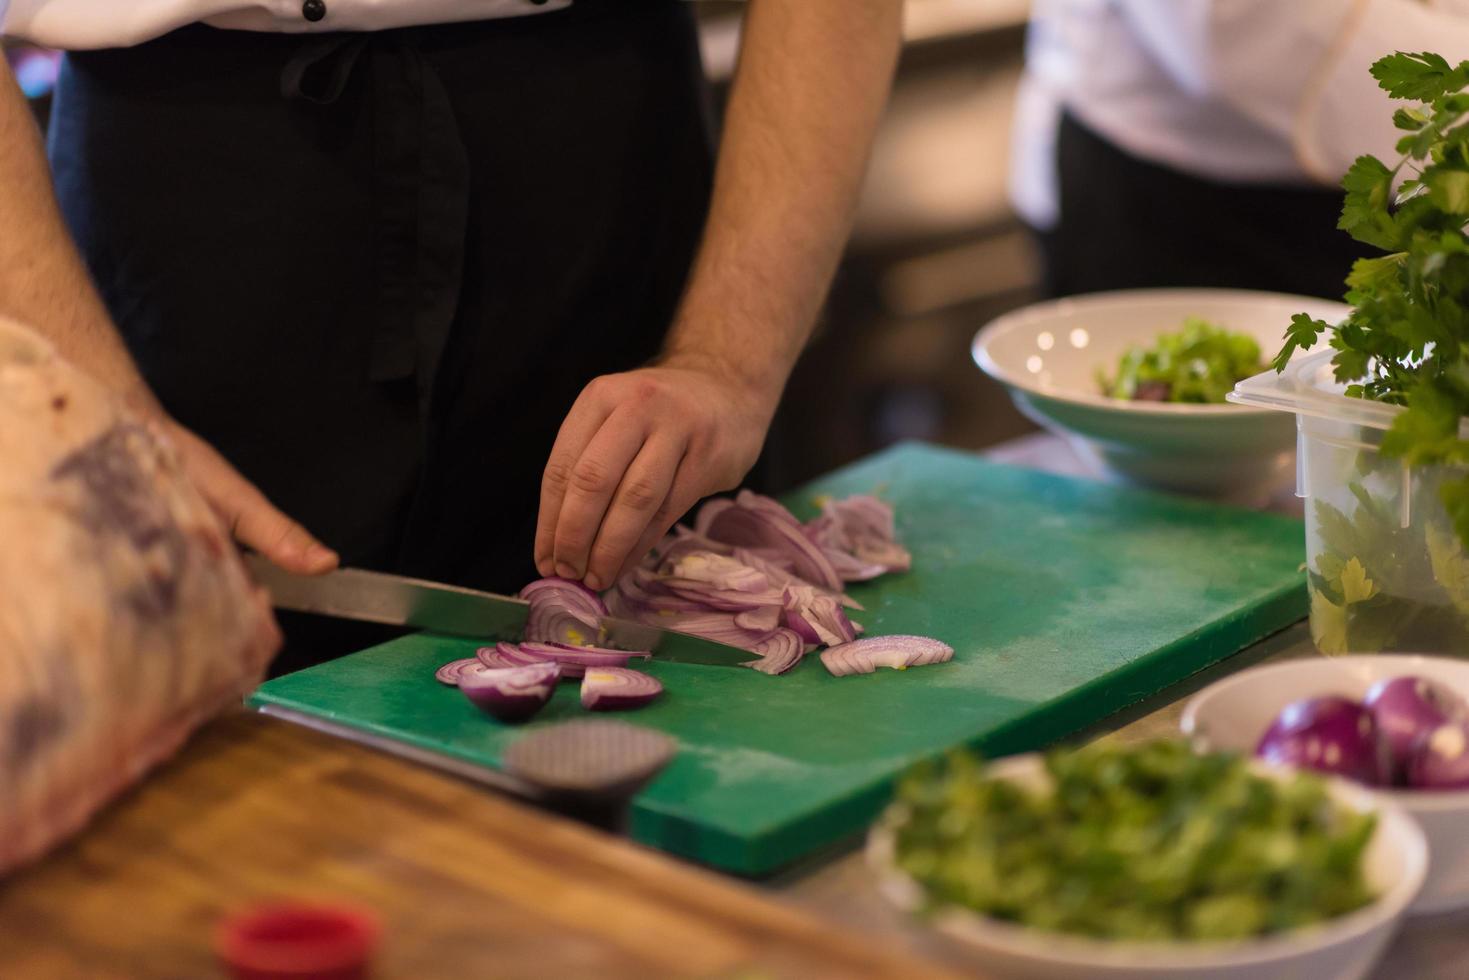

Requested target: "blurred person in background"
[{"left": 1011, "top": 0, "right": 1469, "bottom": 299}]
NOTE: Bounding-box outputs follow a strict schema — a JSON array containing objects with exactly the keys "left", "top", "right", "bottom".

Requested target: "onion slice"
[
  {"left": 819, "top": 636, "right": 953, "bottom": 677},
  {"left": 521, "top": 641, "right": 650, "bottom": 667},
  {"left": 460, "top": 662, "right": 561, "bottom": 722},
  {"left": 435, "top": 657, "right": 482, "bottom": 686},
  {"left": 519, "top": 577, "right": 607, "bottom": 646},
  {"left": 476, "top": 645, "right": 519, "bottom": 668},
  {"left": 580, "top": 667, "right": 664, "bottom": 711},
  {"left": 750, "top": 628, "right": 804, "bottom": 676}
]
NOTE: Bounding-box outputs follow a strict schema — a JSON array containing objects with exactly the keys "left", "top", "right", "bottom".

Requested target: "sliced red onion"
[
  {"left": 615, "top": 568, "right": 708, "bottom": 615},
  {"left": 460, "top": 662, "right": 561, "bottom": 722},
  {"left": 519, "top": 576, "right": 606, "bottom": 647},
  {"left": 519, "top": 576, "right": 608, "bottom": 615},
  {"left": 1407, "top": 719, "right": 1469, "bottom": 789},
  {"left": 819, "top": 636, "right": 953, "bottom": 677},
  {"left": 1364, "top": 675, "right": 1469, "bottom": 778},
  {"left": 1255, "top": 695, "right": 1391, "bottom": 786},
  {"left": 750, "top": 628, "right": 804, "bottom": 675},
  {"left": 784, "top": 614, "right": 820, "bottom": 645},
  {"left": 697, "top": 492, "right": 842, "bottom": 591},
  {"left": 805, "top": 495, "right": 911, "bottom": 582},
  {"left": 580, "top": 666, "right": 664, "bottom": 711},
  {"left": 435, "top": 657, "right": 482, "bottom": 686},
  {"left": 656, "top": 527, "right": 733, "bottom": 564},
  {"left": 524, "top": 641, "right": 650, "bottom": 666},
  {"left": 667, "top": 551, "right": 767, "bottom": 590},
  {"left": 486, "top": 641, "right": 581, "bottom": 678},
  {"left": 661, "top": 579, "right": 780, "bottom": 612},
  {"left": 645, "top": 612, "right": 776, "bottom": 648},
  {"left": 734, "top": 605, "right": 782, "bottom": 632},
  {"left": 782, "top": 585, "right": 856, "bottom": 646},
  {"left": 476, "top": 645, "right": 518, "bottom": 668}
]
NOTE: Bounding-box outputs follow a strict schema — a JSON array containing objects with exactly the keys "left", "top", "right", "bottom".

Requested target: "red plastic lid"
[{"left": 216, "top": 901, "right": 381, "bottom": 980}]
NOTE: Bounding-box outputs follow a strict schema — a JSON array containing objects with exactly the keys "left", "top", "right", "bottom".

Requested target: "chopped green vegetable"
[
  {"left": 890, "top": 740, "right": 1377, "bottom": 942},
  {"left": 1099, "top": 318, "right": 1263, "bottom": 404}
]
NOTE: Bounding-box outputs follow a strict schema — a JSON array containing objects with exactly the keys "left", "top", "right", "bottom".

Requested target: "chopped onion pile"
[
  {"left": 581, "top": 667, "right": 664, "bottom": 711},
  {"left": 608, "top": 490, "right": 944, "bottom": 677},
  {"left": 1255, "top": 675, "right": 1469, "bottom": 790}
]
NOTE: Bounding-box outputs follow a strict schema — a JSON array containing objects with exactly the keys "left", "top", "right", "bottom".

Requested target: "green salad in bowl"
[
  {"left": 884, "top": 740, "right": 1379, "bottom": 942},
  {"left": 1099, "top": 318, "right": 1264, "bottom": 404}
]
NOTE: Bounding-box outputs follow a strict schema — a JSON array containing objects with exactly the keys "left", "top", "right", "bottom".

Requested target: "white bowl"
[
  {"left": 868, "top": 753, "right": 1425, "bottom": 980},
  {"left": 1182, "top": 655, "right": 1469, "bottom": 914},
  {"left": 972, "top": 289, "right": 1351, "bottom": 501}
]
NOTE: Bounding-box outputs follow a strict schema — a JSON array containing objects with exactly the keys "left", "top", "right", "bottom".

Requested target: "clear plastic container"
[{"left": 1232, "top": 349, "right": 1469, "bottom": 655}]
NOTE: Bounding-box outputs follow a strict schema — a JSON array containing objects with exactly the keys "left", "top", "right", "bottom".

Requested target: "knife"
[{"left": 242, "top": 554, "right": 754, "bottom": 668}]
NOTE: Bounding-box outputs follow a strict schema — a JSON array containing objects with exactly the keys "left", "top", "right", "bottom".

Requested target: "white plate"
[{"left": 972, "top": 289, "right": 1351, "bottom": 501}]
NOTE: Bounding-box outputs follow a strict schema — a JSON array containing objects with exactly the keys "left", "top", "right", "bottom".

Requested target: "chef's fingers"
[
  {"left": 225, "top": 475, "right": 340, "bottom": 576},
  {"left": 582, "top": 434, "right": 686, "bottom": 591},
  {"left": 535, "top": 382, "right": 616, "bottom": 578},
  {"left": 167, "top": 421, "right": 338, "bottom": 575},
  {"left": 611, "top": 457, "right": 707, "bottom": 586},
  {"left": 548, "top": 405, "right": 649, "bottom": 584}
]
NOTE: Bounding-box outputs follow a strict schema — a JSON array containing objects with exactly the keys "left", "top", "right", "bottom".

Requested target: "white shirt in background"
[
  {"left": 0, "top": 0, "right": 573, "bottom": 50},
  {"left": 1011, "top": 0, "right": 1469, "bottom": 229}
]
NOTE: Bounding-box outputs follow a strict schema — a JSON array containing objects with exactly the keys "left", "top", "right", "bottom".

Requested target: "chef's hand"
[
  {"left": 535, "top": 357, "right": 776, "bottom": 591},
  {"left": 158, "top": 417, "right": 340, "bottom": 576}
]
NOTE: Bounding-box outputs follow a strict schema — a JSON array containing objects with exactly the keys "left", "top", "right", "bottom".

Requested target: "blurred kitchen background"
[{"left": 4, "top": 0, "right": 1041, "bottom": 489}]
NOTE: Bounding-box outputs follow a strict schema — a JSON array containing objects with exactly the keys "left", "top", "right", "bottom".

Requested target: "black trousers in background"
[
  {"left": 48, "top": 2, "right": 715, "bottom": 671},
  {"left": 1038, "top": 111, "right": 1373, "bottom": 301}
]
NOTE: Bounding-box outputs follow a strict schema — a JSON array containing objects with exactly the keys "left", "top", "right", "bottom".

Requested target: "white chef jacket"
[
  {"left": 1012, "top": 0, "right": 1469, "bottom": 229},
  {"left": 0, "top": 0, "right": 576, "bottom": 50}
]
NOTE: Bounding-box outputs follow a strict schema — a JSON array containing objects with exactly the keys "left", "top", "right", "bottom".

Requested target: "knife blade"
[{"left": 242, "top": 554, "right": 754, "bottom": 668}]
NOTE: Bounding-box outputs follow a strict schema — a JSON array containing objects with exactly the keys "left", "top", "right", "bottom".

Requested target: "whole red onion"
[
  {"left": 1364, "top": 675, "right": 1469, "bottom": 780},
  {"left": 1406, "top": 719, "right": 1469, "bottom": 790},
  {"left": 1255, "top": 695, "right": 1391, "bottom": 786}
]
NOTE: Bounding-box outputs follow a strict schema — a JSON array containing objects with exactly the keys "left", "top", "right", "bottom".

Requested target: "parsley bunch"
[{"left": 1275, "top": 52, "right": 1469, "bottom": 543}]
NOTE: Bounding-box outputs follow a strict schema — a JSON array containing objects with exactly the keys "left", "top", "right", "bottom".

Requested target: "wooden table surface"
[
  {"left": 5, "top": 433, "right": 1465, "bottom": 979},
  {"left": 0, "top": 710, "right": 961, "bottom": 979}
]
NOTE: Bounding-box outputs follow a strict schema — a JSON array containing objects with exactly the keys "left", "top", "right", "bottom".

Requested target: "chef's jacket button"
[{"left": 302, "top": 0, "right": 327, "bottom": 22}]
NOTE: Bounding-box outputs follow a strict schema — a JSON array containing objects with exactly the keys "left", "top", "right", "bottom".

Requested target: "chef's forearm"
[
  {"left": 0, "top": 60, "right": 159, "bottom": 413},
  {"left": 660, "top": 0, "right": 902, "bottom": 407}
]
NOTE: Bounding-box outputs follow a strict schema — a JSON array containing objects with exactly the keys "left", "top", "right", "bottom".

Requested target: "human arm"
[
  {"left": 0, "top": 57, "right": 336, "bottom": 574},
  {"left": 534, "top": 0, "right": 903, "bottom": 591}
]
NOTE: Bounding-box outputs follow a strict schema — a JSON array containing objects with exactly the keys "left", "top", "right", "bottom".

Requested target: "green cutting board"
[{"left": 250, "top": 442, "right": 1307, "bottom": 875}]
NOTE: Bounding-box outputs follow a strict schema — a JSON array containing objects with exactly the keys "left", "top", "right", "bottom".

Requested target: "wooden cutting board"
[{"left": 250, "top": 442, "right": 1307, "bottom": 875}]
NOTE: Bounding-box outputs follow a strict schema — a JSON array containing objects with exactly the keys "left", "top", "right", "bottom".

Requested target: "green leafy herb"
[
  {"left": 890, "top": 741, "right": 1377, "bottom": 942},
  {"left": 1100, "top": 318, "right": 1263, "bottom": 403},
  {"left": 1278, "top": 51, "right": 1469, "bottom": 549}
]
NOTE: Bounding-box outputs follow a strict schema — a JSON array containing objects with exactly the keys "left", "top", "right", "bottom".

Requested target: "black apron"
[
  {"left": 1037, "top": 110, "right": 1372, "bottom": 300},
  {"left": 47, "top": 0, "right": 716, "bottom": 670}
]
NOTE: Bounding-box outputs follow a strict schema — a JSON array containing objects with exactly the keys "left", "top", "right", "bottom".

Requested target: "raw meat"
[{"left": 0, "top": 317, "right": 280, "bottom": 874}]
